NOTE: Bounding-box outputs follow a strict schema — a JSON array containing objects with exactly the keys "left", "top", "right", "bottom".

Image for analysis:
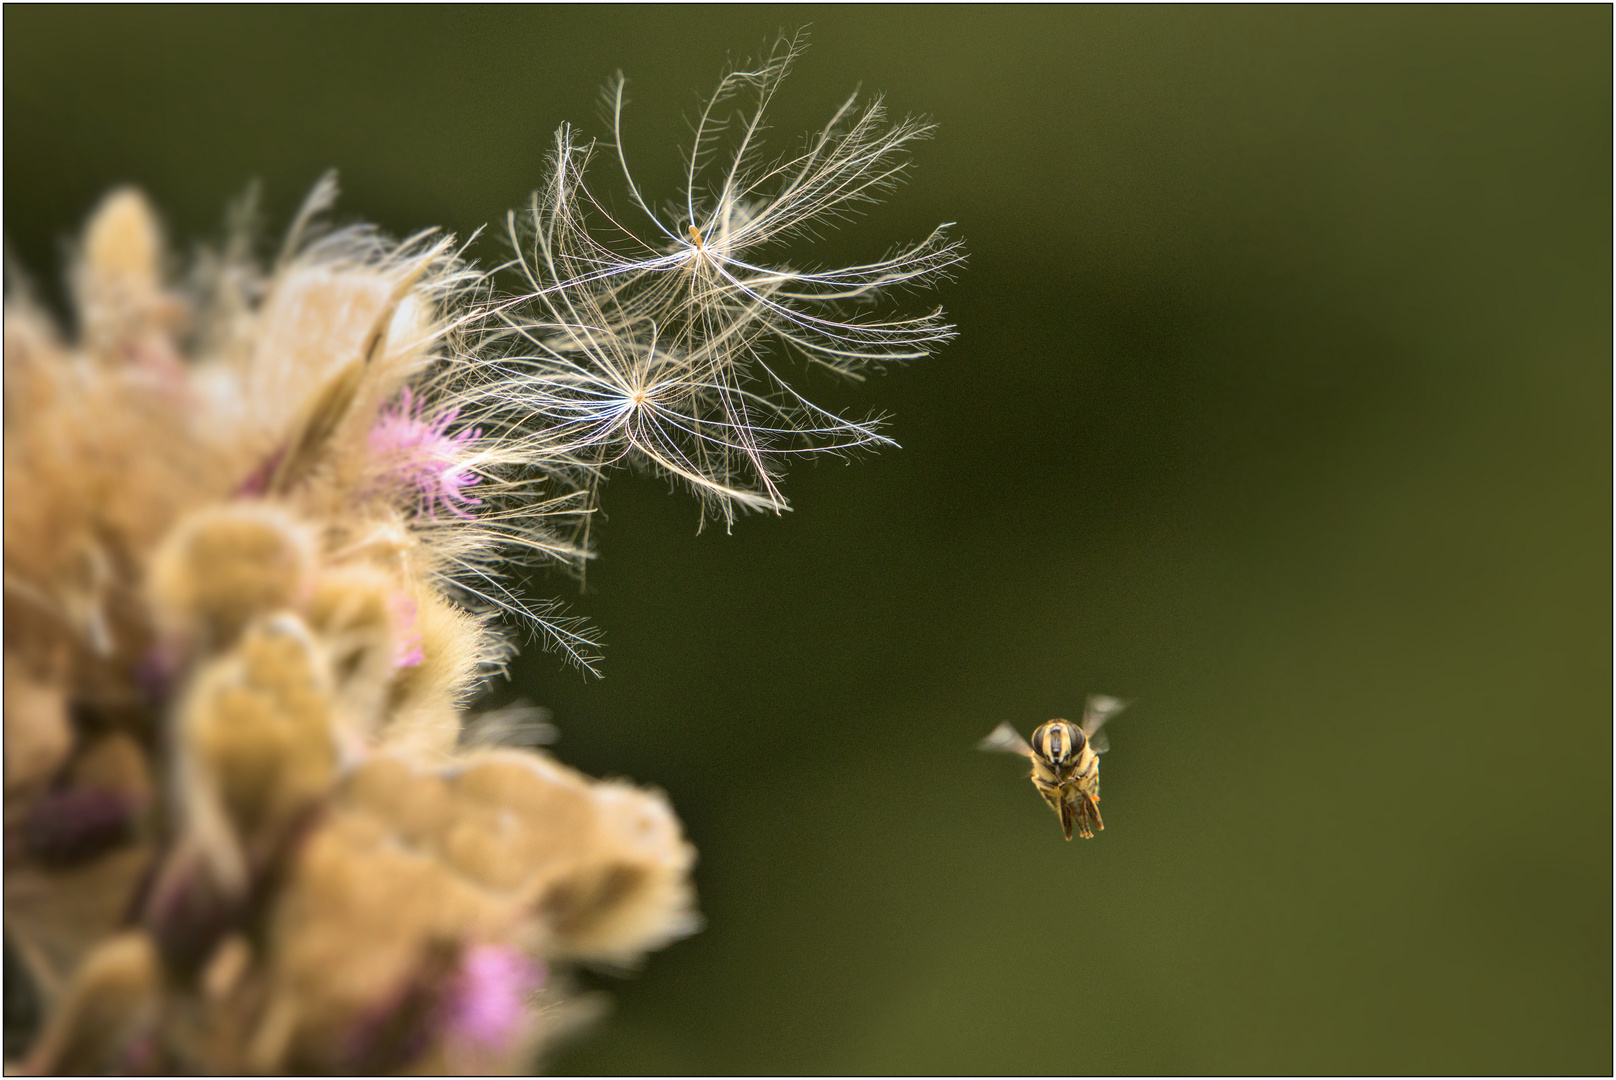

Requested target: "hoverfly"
[{"left": 978, "top": 696, "right": 1128, "bottom": 840}]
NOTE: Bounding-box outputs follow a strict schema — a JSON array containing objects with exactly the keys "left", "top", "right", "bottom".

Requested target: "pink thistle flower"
[
  {"left": 396, "top": 638, "right": 426, "bottom": 669},
  {"left": 389, "top": 592, "right": 425, "bottom": 669},
  {"left": 440, "top": 944, "right": 544, "bottom": 1053},
  {"left": 369, "top": 387, "right": 483, "bottom": 519}
]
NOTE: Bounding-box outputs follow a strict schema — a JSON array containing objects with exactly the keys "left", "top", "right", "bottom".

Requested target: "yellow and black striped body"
[{"left": 1028, "top": 719, "right": 1103, "bottom": 840}]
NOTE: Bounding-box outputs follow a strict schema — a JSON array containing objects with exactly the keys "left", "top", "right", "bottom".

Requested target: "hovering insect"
[{"left": 979, "top": 696, "right": 1128, "bottom": 840}]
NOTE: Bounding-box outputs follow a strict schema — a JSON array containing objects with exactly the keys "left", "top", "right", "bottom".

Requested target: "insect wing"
[
  {"left": 1081, "top": 694, "right": 1128, "bottom": 740},
  {"left": 977, "top": 721, "right": 1034, "bottom": 758},
  {"left": 1088, "top": 728, "right": 1111, "bottom": 755}
]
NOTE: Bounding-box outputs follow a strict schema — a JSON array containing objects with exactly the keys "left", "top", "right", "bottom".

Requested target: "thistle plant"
[{"left": 3, "top": 35, "right": 960, "bottom": 1075}]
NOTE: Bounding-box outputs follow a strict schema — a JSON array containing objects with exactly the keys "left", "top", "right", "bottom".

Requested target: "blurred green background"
[{"left": 6, "top": 6, "right": 1609, "bottom": 1074}]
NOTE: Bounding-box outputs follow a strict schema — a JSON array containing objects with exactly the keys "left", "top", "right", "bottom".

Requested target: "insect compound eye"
[
  {"left": 1030, "top": 722, "right": 1061, "bottom": 763},
  {"left": 1068, "top": 726, "right": 1087, "bottom": 758},
  {"left": 1032, "top": 724, "right": 1054, "bottom": 762}
]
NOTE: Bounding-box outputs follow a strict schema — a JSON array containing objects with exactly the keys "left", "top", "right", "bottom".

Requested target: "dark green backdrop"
[{"left": 6, "top": 6, "right": 1610, "bottom": 1074}]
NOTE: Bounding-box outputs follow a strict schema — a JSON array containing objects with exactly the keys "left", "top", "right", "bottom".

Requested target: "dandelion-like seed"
[{"left": 486, "top": 30, "right": 966, "bottom": 525}]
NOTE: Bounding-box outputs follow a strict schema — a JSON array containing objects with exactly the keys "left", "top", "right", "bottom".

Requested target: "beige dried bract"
[{"left": 5, "top": 185, "right": 698, "bottom": 1075}]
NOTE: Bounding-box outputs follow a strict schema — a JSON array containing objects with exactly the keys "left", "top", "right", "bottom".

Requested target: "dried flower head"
[{"left": 5, "top": 32, "right": 959, "bottom": 1075}]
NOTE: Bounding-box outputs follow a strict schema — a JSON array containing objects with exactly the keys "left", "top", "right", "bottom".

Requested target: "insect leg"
[{"left": 1082, "top": 795, "right": 1104, "bottom": 836}]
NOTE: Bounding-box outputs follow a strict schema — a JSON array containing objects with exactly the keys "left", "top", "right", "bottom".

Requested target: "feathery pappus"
[{"left": 979, "top": 696, "right": 1128, "bottom": 840}]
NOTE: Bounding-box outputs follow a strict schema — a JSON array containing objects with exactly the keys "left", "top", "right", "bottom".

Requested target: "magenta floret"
[
  {"left": 369, "top": 388, "right": 484, "bottom": 519},
  {"left": 441, "top": 945, "right": 544, "bottom": 1052}
]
